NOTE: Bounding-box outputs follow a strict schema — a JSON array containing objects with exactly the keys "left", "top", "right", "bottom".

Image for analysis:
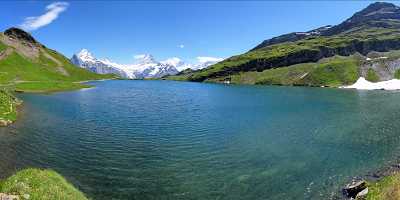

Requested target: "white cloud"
[
  {"left": 19, "top": 2, "right": 69, "bottom": 31},
  {"left": 134, "top": 54, "right": 147, "bottom": 59},
  {"left": 163, "top": 56, "right": 223, "bottom": 71},
  {"left": 178, "top": 44, "right": 185, "bottom": 49},
  {"left": 196, "top": 56, "right": 223, "bottom": 64},
  {"left": 161, "top": 57, "right": 183, "bottom": 66}
]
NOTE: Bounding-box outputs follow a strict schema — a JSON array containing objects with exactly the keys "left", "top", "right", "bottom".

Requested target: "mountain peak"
[
  {"left": 4, "top": 27, "right": 38, "bottom": 45},
  {"left": 161, "top": 57, "right": 184, "bottom": 66},
  {"left": 320, "top": 2, "right": 400, "bottom": 36},
  {"left": 350, "top": 2, "right": 399, "bottom": 20},
  {"left": 76, "top": 49, "right": 95, "bottom": 61},
  {"left": 361, "top": 2, "right": 398, "bottom": 13},
  {"left": 134, "top": 54, "right": 156, "bottom": 64}
]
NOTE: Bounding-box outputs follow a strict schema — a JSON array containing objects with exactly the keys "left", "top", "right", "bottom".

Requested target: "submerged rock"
[{"left": 343, "top": 180, "right": 367, "bottom": 199}]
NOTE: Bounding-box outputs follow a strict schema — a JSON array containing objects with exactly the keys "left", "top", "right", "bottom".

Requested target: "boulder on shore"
[
  {"left": 0, "top": 193, "right": 19, "bottom": 200},
  {"left": 343, "top": 180, "right": 367, "bottom": 199}
]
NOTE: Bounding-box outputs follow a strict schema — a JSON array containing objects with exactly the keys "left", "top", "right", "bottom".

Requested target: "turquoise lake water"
[{"left": 2, "top": 80, "right": 400, "bottom": 199}]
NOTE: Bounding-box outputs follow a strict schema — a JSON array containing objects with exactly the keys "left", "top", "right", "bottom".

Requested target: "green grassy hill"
[
  {"left": 167, "top": 2, "right": 400, "bottom": 86},
  {"left": 0, "top": 28, "right": 114, "bottom": 92},
  {"left": 0, "top": 169, "right": 87, "bottom": 200}
]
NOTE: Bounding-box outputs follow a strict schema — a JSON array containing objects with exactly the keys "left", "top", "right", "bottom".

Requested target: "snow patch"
[{"left": 341, "top": 77, "right": 400, "bottom": 90}]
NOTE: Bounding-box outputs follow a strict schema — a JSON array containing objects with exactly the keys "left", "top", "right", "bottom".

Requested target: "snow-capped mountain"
[
  {"left": 161, "top": 57, "right": 192, "bottom": 71},
  {"left": 70, "top": 49, "right": 222, "bottom": 79},
  {"left": 71, "top": 49, "right": 129, "bottom": 78},
  {"left": 71, "top": 50, "right": 179, "bottom": 79},
  {"left": 192, "top": 57, "right": 224, "bottom": 70}
]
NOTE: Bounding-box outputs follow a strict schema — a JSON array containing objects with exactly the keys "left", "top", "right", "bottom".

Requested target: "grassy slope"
[
  {"left": 0, "top": 32, "right": 102, "bottom": 199},
  {"left": 0, "top": 40, "right": 113, "bottom": 93},
  {"left": 168, "top": 28, "right": 400, "bottom": 86},
  {"left": 367, "top": 173, "right": 400, "bottom": 200},
  {"left": 0, "top": 169, "right": 87, "bottom": 200},
  {"left": 202, "top": 56, "right": 359, "bottom": 87},
  {"left": 366, "top": 68, "right": 380, "bottom": 82}
]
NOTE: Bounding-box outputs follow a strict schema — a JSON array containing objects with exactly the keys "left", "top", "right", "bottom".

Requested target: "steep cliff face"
[{"left": 178, "top": 2, "right": 400, "bottom": 84}]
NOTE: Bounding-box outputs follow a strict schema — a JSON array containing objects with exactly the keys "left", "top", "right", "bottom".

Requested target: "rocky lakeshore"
[{"left": 341, "top": 159, "right": 400, "bottom": 199}]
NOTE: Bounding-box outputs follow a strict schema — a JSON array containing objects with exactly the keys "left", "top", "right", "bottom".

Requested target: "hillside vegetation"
[
  {"left": 366, "top": 173, "right": 400, "bottom": 200},
  {"left": 0, "top": 169, "right": 87, "bottom": 200},
  {"left": 0, "top": 28, "right": 114, "bottom": 92},
  {"left": 167, "top": 2, "right": 400, "bottom": 86}
]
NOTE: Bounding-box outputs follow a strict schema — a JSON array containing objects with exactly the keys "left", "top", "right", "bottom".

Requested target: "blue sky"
[{"left": 0, "top": 1, "right": 392, "bottom": 64}]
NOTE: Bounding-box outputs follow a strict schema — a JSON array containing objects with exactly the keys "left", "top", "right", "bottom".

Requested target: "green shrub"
[
  {"left": 366, "top": 68, "right": 380, "bottom": 82},
  {"left": 395, "top": 69, "right": 400, "bottom": 79}
]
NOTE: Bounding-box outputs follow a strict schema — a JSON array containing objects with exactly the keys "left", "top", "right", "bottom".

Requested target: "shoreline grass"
[
  {"left": 367, "top": 173, "right": 400, "bottom": 200},
  {"left": 0, "top": 90, "right": 21, "bottom": 125},
  {"left": 0, "top": 168, "right": 87, "bottom": 200}
]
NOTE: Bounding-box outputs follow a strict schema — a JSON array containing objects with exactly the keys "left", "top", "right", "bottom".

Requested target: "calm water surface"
[{"left": 1, "top": 80, "right": 400, "bottom": 199}]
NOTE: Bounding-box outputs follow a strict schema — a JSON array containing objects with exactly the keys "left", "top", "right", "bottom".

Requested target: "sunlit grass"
[{"left": 0, "top": 168, "right": 87, "bottom": 200}]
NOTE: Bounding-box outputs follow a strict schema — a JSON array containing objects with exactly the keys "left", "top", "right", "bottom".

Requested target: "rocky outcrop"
[
  {"left": 356, "top": 188, "right": 368, "bottom": 199},
  {"left": 0, "top": 28, "right": 41, "bottom": 59},
  {"left": 4, "top": 27, "right": 38, "bottom": 45},
  {"left": 343, "top": 180, "right": 367, "bottom": 199},
  {"left": 360, "top": 55, "right": 400, "bottom": 81}
]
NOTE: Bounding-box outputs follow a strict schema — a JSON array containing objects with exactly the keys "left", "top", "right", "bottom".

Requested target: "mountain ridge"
[
  {"left": 71, "top": 49, "right": 180, "bottom": 79},
  {"left": 170, "top": 2, "right": 400, "bottom": 86},
  {"left": 71, "top": 49, "right": 222, "bottom": 79}
]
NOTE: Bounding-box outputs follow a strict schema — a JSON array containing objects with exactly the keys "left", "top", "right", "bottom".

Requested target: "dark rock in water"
[
  {"left": 343, "top": 180, "right": 367, "bottom": 199},
  {"left": 4, "top": 27, "right": 38, "bottom": 45}
]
